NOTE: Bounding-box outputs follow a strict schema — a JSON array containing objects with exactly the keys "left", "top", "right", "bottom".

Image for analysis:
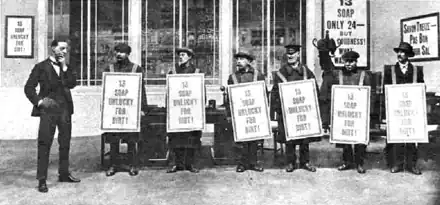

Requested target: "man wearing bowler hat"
[
  {"left": 227, "top": 51, "right": 266, "bottom": 172},
  {"left": 104, "top": 43, "right": 148, "bottom": 177},
  {"left": 383, "top": 42, "right": 424, "bottom": 175},
  {"left": 272, "top": 44, "right": 320, "bottom": 172},
  {"left": 320, "top": 50, "right": 372, "bottom": 174},
  {"left": 166, "top": 47, "right": 201, "bottom": 173}
]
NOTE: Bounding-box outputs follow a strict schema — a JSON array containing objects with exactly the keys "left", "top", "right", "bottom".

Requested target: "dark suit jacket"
[
  {"left": 383, "top": 62, "right": 424, "bottom": 86},
  {"left": 24, "top": 58, "right": 77, "bottom": 117}
]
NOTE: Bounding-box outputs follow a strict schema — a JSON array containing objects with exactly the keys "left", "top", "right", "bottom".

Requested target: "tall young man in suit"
[
  {"left": 24, "top": 39, "right": 80, "bottom": 193},
  {"left": 383, "top": 42, "right": 424, "bottom": 175}
]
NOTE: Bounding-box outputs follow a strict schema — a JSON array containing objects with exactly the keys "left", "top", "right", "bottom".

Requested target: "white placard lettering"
[
  {"left": 330, "top": 85, "right": 370, "bottom": 144},
  {"left": 6, "top": 16, "right": 34, "bottom": 58},
  {"left": 401, "top": 12, "right": 439, "bottom": 61},
  {"left": 279, "top": 79, "right": 323, "bottom": 140},
  {"left": 324, "top": 0, "right": 369, "bottom": 67},
  {"left": 101, "top": 72, "right": 142, "bottom": 132},
  {"left": 166, "top": 73, "right": 205, "bottom": 132},
  {"left": 228, "top": 81, "right": 272, "bottom": 142},
  {"left": 385, "top": 83, "right": 428, "bottom": 143}
]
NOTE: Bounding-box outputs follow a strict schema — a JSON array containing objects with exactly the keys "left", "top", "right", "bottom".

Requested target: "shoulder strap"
[
  {"left": 276, "top": 71, "right": 287, "bottom": 83},
  {"left": 231, "top": 73, "right": 239, "bottom": 84},
  {"left": 413, "top": 66, "right": 418, "bottom": 83},
  {"left": 195, "top": 68, "right": 200, "bottom": 73},
  {"left": 391, "top": 65, "right": 396, "bottom": 85},
  {"left": 253, "top": 69, "right": 259, "bottom": 82},
  {"left": 109, "top": 64, "right": 114, "bottom": 72},
  {"left": 338, "top": 70, "right": 343, "bottom": 85},
  {"left": 302, "top": 65, "right": 307, "bottom": 80},
  {"left": 359, "top": 71, "right": 365, "bottom": 86},
  {"left": 131, "top": 64, "right": 138, "bottom": 73}
]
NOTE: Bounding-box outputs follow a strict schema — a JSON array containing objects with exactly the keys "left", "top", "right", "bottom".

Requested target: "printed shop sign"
[
  {"left": 385, "top": 83, "right": 428, "bottom": 143},
  {"left": 228, "top": 81, "right": 272, "bottom": 142},
  {"left": 166, "top": 73, "right": 205, "bottom": 133},
  {"left": 101, "top": 72, "right": 142, "bottom": 132},
  {"left": 278, "top": 79, "right": 323, "bottom": 141},
  {"left": 401, "top": 12, "right": 440, "bottom": 61},
  {"left": 330, "top": 85, "right": 370, "bottom": 144},
  {"left": 5, "top": 16, "right": 34, "bottom": 58},
  {"left": 323, "top": 0, "right": 369, "bottom": 67}
]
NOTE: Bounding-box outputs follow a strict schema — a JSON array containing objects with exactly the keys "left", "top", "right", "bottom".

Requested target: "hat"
[
  {"left": 284, "top": 44, "right": 301, "bottom": 54},
  {"left": 341, "top": 51, "right": 360, "bottom": 61},
  {"left": 176, "top": 47, "right": 194, "bottom": 57},
  {"left": 234, "top": 51, "right": 254, "bottom": 62},
  {"left": 114, "top": 43, "right": 131, "bottom": 54},
  {"left": 393, "top": 42, "right": 415, "bottom": 57}
]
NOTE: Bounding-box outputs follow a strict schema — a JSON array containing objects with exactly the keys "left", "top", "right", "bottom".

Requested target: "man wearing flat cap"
[
  {"left": 271, "top": 44, "right": 320, "bottom": 173},
  {"left": 103, "top": 43, "right": 148, "bottom": 177},
  {"left": 383, "top": 42, "right": 424, "bottom": 175},
  {"left": 320, "top": 50, "right": 372, "bottom": 174},
  {"left": 227, "top": 51, "right": 265, "bottom": 173},
  {"left": 166, "top": 47, "right": 201, "bottom": 173}
]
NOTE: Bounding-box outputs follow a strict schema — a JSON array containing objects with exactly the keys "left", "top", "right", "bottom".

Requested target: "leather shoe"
[
  {"left": 129, "top": 166, "right": 139, "bottom": 176},
  {"left": 408, "top": 166, "right": 422, "bottom": 175},
  {"left": 285, "top": 163, "right": 295, "bottom": 172},
  {"left": 301, "top": 163, "right": 317, "bottom": 172},
  {"left": 390, "top": 165, "right": 403, "bottom": 173},
  {"left": 337, "top": 163, "right": 351, "bottom": 171},
  {"left": 236, "top": 164, "right": 246, "bottom": 173},
  {"left": 357, "top": 165, "right": 366, "bottom": 174},
  {"left": 166, "top": 165, "right": 184, "bottom": 173},
  {"left": 249, "top": 164, "right": 264, "bottom": 172},
  {"left": 38, "top": 180, "right": 48, "bottom": 193},
  {"left": 106, "top": 166, "right": 116, "bottom": 177},
  {"left": 58, "top": 174, "right": 81, "bottom": 183},
  {"left": 185, "top": 165, "right": 199, "bottom": 173}
]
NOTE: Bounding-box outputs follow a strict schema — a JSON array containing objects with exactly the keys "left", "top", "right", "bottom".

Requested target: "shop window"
[
  {"left": 142, "top": 0, "right": 220, "bottom": 85},
  {"left": 232, "top": 0, "right": 302, "bottom": 83},
  {"left": 49, "top": 0, "right": 129, "bottom": 86}
]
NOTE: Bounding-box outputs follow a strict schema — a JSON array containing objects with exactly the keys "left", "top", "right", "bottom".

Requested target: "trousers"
[
  {"left": 285, "top": 143, "right": 310, "bottom": 165},
  {"left": 341, "top": 144, "right": 366, "bottom": 165},
  {"left": 37, "top": 109, "right": 71, "bottom": 180}
]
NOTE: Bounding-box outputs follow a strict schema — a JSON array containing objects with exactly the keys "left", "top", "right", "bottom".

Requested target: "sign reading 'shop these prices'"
[
  {"left": 330, "top": 85, "right": 370, "bottom": 144},
  {"left": 385, "top": 83, "right": 428, "bottom": 143},
  {"left": 228, "top": 81, "right": 272, "bottom": 142},
  {"left": 166, "top": 73, "right": 205, "bottom": 133},
  {"left": 101, "top": 72, "right": 142, "bottom": 132},
  {"left": 278, "top": 79, "right": 323, "bottom": 141}
]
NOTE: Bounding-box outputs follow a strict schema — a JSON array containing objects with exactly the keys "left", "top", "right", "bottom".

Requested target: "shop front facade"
[{"left": 1, "top": 0, "right": 439, "bottom": 139}]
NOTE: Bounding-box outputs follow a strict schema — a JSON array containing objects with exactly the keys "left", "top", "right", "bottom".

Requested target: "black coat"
[
  {"left": 167, "top": 62, "right": 202, "bottom": 149},
  {"left": 271, "top": 64, "right": 321, "bottom": 144},
  {"left": 24, "top": 58, "right": 77, "bottom": 117}
]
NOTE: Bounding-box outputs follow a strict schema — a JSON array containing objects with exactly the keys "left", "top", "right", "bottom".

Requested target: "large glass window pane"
[
  {"left": 233, "top": 0, "right": 301, "bottom": 82},
  {"left": 143, "top": 0, "right": 220, "bottom": 85},
  {"left": 142, "top": 0, "right": 178, "bottom": 85},
  {"left": 49, "top": 0, "right": 128, "bottom": 86}
]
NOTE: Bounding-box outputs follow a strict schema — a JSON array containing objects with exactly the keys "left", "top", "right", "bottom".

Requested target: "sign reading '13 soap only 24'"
[
  {"left": 323, "top": 0, "right": 369, "bottom": 67},
  {"left": 401, "top": 12, "right": 439, "bottom": 61}
]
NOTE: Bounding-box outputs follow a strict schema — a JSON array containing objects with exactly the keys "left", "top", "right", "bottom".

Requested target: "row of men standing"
[{"left": 24, "top": 39, "right": 424, "bottom": 193}]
